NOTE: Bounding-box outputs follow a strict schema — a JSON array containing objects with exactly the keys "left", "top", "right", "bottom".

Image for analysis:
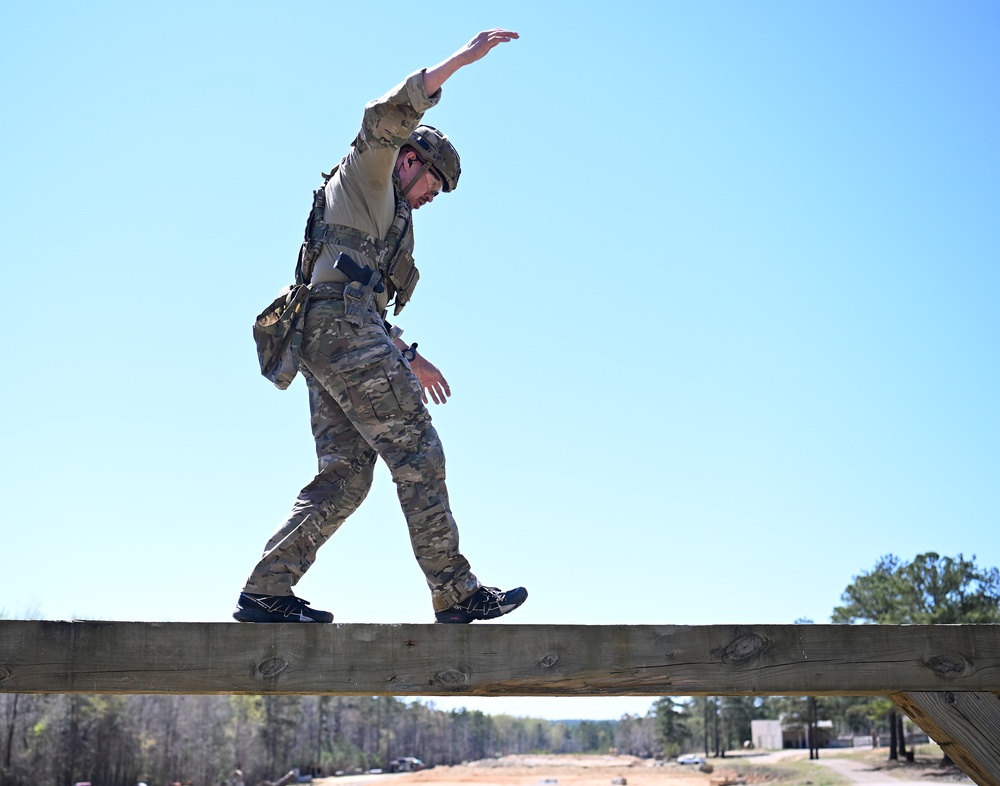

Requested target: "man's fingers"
[
  {"left": 467, "top": 29, "right": 519, "bottom": 59},
  {"left": 421, "top": 380, "right": 448, "bottom": 406},
  {"left": 485, "top": 31, "right": 518, "bottom": 49}
]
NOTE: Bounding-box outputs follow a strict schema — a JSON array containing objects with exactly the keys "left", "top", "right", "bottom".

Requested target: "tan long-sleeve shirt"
[{"left": 310, "top": 70, "right": 441, "bottom": 312}]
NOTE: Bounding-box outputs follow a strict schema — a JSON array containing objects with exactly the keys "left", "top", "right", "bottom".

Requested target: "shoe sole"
[
  {"left": 233, "top": 608, "right": 333, "bottom": 623},
  {"left": 233, "top": 614, "right": 330, "bottom": 623}
]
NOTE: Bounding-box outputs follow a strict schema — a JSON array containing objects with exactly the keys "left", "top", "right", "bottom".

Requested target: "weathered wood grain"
[
  {"left": 1, "top": 621, "right": 998, "bottom": 696},
  {"left": 890, "top": 691, "right": 1000, "bottom": 786}
]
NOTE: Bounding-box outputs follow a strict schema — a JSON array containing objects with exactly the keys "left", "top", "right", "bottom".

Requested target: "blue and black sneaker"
[
  {"left": 434, "top": 585, "right": 528, "bottom": 623},
  {"left": 233, "top": 592, "right": 334, "bottom": 623}
]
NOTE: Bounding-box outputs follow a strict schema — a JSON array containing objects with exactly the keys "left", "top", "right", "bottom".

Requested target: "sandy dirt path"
[
  {"left": 317, "top": 756, "right": 704, "bottom": 786},
  {"left": 314, "top": 751, "right": 972, "bottom": 786},
  {"left": 811, "top": 753, "right": 972, "bottom": 785}
]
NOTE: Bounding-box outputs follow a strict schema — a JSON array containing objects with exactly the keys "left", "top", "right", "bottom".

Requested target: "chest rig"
[{"left": 294, "top": 164, "right": 420, "bottom": 316}]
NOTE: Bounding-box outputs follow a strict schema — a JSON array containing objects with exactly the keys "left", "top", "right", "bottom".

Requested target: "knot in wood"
[
  {"left": 945, "top": 692, "right": 956, "bottom": 705},
  {"left": 922, "top": 654, "right": 971, "bottom": 678},
  {"left": 720, "top": 633, "right": 768, "bottom": 664},
  {"left": 538, "top": 653, "right": 560, "bottom": 669},
  {"left": 256, "top": 657, "right": 289, "bottom": 679},
  {"left": 0, "top": 666, "right": 10, "bottom": 682},
  {"left": 433, "top": 669, "right": 469, "bottom": 686}
]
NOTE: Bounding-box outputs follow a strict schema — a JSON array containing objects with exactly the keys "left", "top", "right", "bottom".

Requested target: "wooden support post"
[{"left": 890, "top": 691, "right": 1000, "bottom": 786}]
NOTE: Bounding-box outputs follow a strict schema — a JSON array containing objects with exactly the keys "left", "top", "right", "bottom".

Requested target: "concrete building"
[{"left": 750, "top": 719, "right": 783, "bottom": 750}]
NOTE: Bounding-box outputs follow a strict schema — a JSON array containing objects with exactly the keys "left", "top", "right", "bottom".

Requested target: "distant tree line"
[
  {"left": 651, "top": 694, "right": 913, "bottom": 759},
  {"left": 0, "top": 694, "right": 650, "bottom": 786}
]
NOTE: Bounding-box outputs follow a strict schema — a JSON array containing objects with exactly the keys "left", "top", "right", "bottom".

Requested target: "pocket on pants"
[{"left": 366, "top": 355, "right": 424, "bottom": 426}]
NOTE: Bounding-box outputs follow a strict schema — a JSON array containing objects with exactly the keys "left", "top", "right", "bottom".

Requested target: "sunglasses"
[{"left": 424, "top": 167, "right": 444, "bottom": 196}]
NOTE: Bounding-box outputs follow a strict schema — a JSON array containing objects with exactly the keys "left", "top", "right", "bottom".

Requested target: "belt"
[{"left": 308, "top": 282, "right": 347, "bottom": 301}]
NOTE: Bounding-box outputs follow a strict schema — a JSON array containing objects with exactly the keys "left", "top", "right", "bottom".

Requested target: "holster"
[{"left": 342, "top": 279, "right": 377, "bottom": 327}]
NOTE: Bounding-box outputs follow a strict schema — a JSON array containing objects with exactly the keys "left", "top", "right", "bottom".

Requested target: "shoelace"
[
  {"left": 467, "top": 587, "right": 504, "bottom": 612},
  {"left": 252, "top": 595, "right": 311, "bottom": 616}
]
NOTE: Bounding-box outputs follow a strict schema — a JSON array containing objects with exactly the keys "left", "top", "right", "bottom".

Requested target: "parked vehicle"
[
  {"left": 389, "top": 757, "right": 426, "bottom": 773},
  {"left": 677, "top": 754, "right": 705, "bottom": 765}
]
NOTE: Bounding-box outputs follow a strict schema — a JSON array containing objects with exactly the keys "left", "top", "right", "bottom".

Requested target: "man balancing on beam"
[{"left": 235, "top": 29, "right": 528, "bottom": 624}]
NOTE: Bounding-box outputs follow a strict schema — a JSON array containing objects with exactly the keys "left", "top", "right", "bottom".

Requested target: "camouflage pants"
[{"left": 242, "top": 296, "right": 479, "bottom": 612}]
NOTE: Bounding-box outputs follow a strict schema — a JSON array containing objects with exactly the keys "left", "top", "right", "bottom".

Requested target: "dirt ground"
[
  {"left": 315, "top": 749, "right": 971, "bottom": 786},
  {"left": 319, "top": 754, "right": 762, "bottom": 786}
]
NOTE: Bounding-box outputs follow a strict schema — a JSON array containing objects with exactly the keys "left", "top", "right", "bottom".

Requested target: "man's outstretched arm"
[{"left": 423, "top": 28, "right": 519, "bottom": 96}]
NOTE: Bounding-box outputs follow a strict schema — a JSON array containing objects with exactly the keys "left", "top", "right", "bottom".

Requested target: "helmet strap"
[{"left": 400, "top": 156, "right": 433, "bottom": 199}]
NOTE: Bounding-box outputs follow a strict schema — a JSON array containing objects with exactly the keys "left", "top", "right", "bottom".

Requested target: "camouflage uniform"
[{"left": 242, "top": 72, "right": 480, "bottom": 612}]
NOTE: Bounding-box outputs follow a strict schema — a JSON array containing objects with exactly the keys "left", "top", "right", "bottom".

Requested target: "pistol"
[{"left": 333, "top": 252, "right": 384, "bottom": 293}]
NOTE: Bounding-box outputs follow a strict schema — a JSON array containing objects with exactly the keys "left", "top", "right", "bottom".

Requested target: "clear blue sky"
[{"left": 2, "top": 1, "right": 998, "bottom": 720}]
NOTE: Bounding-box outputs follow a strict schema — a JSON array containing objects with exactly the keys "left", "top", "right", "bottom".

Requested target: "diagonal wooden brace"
[{"left": 890, "top": 691, "right": 1000, "bottom": 786}]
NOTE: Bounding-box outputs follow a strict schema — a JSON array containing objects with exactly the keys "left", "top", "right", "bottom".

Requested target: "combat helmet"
[{"left": 407, "top": 125, "right": 461, "bottom": 192}]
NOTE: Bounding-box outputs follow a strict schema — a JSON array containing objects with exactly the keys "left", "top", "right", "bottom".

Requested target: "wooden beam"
[
  {"left": 1, "top": 621, "right": 998, "bottom": 696},
  {"left": 890, "top": 691, "right": 1000, "bottom": 786}
]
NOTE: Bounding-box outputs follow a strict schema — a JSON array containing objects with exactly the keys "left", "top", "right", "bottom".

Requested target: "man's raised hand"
[
  {"left": 458, "top": 29, "right": 520, "bottom": 66},
  {"left": 423, "top": 28, "right": 519, "bottom": 95}
]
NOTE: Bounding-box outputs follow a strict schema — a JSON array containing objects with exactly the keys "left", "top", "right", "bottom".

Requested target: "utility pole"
[{"left": 808, "top": 697, "right": 819, "bottom": 760}]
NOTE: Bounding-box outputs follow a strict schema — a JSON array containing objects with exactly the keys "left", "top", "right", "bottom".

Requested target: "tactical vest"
[{"left": 295, "top": 164, "right": 420, "bottom": 317}]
